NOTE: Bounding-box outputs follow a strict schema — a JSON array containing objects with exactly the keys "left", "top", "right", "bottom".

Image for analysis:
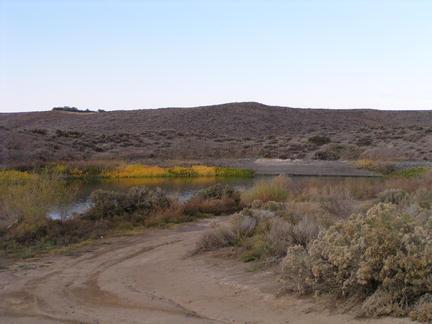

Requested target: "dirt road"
[{"left": 0, "top": 217, "right": 411, "bottom": 324}]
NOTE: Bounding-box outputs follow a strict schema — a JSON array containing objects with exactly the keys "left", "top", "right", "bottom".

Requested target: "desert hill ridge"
[{"left": 1, "top": 102, "right": 432, "bottom": 165}]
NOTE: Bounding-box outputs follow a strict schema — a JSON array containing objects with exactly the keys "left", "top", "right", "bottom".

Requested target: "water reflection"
[
  {"left": 47, "top": 176, "right": 260, "bottom": 220},
  {"left": 47, "top": 176, "right": 381, "bottom": 220}
]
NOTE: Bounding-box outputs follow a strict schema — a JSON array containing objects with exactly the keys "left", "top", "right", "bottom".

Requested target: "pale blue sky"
[{"left": 1, "top": 0, "right": 431, "bottom": 112}]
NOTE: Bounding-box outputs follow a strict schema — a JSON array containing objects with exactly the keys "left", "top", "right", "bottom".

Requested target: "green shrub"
[
  {"left": 390, "top": 167, "right": 430, "bottom": 178},
  {"left": 215, "top": 167, "right": 254, "bottom": 177}
]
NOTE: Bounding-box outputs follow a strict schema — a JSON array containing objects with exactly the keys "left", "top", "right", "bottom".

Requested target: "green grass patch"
[
  {"left": 215, "top": 167, "right": 254, "bottom": 177},
  {"left": 389, "top": 166, "right": 430, "bottom": 178}
]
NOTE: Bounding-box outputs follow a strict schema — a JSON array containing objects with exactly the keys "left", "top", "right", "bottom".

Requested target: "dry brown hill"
[{"left": 1, "top": 102, "right": 432, "bottom": 166}]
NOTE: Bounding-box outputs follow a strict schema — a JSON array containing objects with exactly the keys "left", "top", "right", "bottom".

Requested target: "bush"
[
  {"left": 195, "top": 184, "right": 240, "bottom": 201},
  {"left": 282, "top": 203, "right": 432, "bottom": 320},
  {"left": 144, "top": 201, "right": 187, "bottom": 226},
  {"left": 6, "top": 217, "right": 110, "bottom": 247},
  {"left": 378, "top": 189, "right": 408, "bottom": 205},
  {"left": 308, "top": 135, "right": 331, "bottom": 146},
  {"left": 414, "top": 189, "right": 432, "bottom": 210},
  {"left": 281, "top": 245, "right": 313, "bottom": 295},
  {"left": 356, "top": 136, "right": 372, "bottom": 146},
  {"left": 0, "top": 213, "right": 112, "bottom": 257},
  {"left": 289, "top": 217, "right": 320, "bottom": 247},
  {"left": 85, "top": 186, "right": 170, "bottom": 221},
  {"left": 411, "top": 294, "right": 432, "bottom": 322},
  {"left": 29, "top": 128, "right": 48, "bottom": 136},
  {"left": 194, "top": 224, "right": 236, "bottom": 253},
  {"left": 314, "top": 144, "right": 362, "bottom": 161},
  {"left": 265, "top": 218, "right": 294, "bottom": 258},
  {"left": 184, "top": 184, "right": 241, "bottom": 216},
  {"left": 319, "top": 187, "right": 354, "bottom": 219},
  {"left": 183, "top": 197, "right": 239, "bottom": 216},
  {"left": 195, "top": 205, "right": 320, "bottom": 263},
  {"left": 313, "top": 149, "right": 340, "bottom": 160},
  {"left": 231, "top": 212, "right": 259, "bottom": 237},
  {"left": 52, "top": 106, "right": 93, "bottom": 113}
]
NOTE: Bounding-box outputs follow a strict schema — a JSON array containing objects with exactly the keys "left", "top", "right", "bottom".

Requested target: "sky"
[{"left": 1, "top": 0, "right": 431, "bottom": 112}]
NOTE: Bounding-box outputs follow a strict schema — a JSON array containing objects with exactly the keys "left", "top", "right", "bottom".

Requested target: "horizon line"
[{"left": 1, "top": 101, "right": 432, "bottom": 113}]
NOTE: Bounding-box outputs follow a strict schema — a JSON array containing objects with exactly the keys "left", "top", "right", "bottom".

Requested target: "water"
[
  {"left": 47, "top": 177, "right": 263, "bottom": 220},
  {"left": 47, "top": 176, "right": 381, "bottom": 220}
]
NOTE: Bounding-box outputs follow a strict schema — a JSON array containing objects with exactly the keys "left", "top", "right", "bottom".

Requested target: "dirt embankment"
[
  {"left": 0, "top": 217, "right": 411, "bottom": 324},
  {"left": 217, "top": 158, "right": 380, "bottom": 177}
]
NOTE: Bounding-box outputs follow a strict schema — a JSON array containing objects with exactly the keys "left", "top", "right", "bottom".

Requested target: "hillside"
[{"left": 1, "top": 102, "right": 432, "bottom": 166}]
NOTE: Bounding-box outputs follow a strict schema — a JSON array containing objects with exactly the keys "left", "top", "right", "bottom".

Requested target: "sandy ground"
[{"left": 0, "top": 217, "right": 412, "bottom": 324}]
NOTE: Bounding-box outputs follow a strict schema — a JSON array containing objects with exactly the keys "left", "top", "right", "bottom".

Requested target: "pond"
[
  {"left": 47, "top": 175, "right": 381, "bottom": 220},
  {"left": 48, "top": 176, "right": 261, "bottom": 220}
]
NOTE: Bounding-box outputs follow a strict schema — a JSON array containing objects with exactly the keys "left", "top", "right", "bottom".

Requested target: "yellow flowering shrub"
[
  {"left": 97, "top": 164, "right": 250, "bottom": 178},
  {"left": 0, "top": 170, "right": 35, "bottom": 183}
]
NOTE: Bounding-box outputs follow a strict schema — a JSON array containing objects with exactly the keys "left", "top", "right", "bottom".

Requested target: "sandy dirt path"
[{"left": 0, "top": 217, "right": 412, "bottom": 324}]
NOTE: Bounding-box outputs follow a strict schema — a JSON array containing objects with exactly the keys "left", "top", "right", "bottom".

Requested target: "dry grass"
[
  {"left": 354, "top": 159, "right": 396, "bottom": 174},
  {"left": 241, "top": 176, "right": 290, "bottom": 204},
  {"left": 0, "top": 171, "right": 76, "bottom": 228}
]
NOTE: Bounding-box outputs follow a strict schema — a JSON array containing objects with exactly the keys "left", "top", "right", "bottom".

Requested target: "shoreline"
[{"left": 3, "top": 159, "right": 432, "bottom": 178}]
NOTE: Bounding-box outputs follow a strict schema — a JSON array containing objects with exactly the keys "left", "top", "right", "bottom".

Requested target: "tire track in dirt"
[
  {"left": 0, "top": 219, "right": 413, "bottom": 324},
  {"left": 0, "top": 227, "right": 222, "bottom": 323}
]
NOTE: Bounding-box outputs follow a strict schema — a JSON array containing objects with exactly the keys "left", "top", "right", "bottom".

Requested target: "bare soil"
[
  {"left": 2, "top": 102, "right": 432, "bottom": 166},
  {"left": 0, "top": 217, "right": 412, "bottom": 324}
]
